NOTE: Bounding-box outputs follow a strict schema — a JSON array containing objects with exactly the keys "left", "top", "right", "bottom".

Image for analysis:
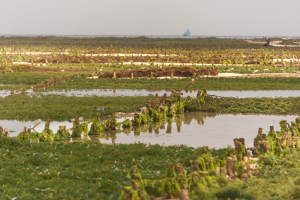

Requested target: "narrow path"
[
  {"left": 12, "top": 60, "right": 300, "bottom": 67},
  {"left": 214, "top": 73, "right": 300, "bottom": 78}
]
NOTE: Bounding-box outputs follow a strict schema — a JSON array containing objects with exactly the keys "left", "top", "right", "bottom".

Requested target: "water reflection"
[
  {"left": 71, "top": 113, "right": 214, "bottom": 145},
  {"left": 107, "top": 112, "right": 299, "bottom": 148},
  {"left": 2, "top": 112, "right": 300, "bottom": 148}
]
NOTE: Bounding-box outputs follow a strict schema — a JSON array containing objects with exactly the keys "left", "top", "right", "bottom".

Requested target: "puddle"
[
  {"left": 206, "top": 90, "right": 300, "bottom": 98},
  {"left": 1, "top": 112, "right": 298, "bottom": 148},
  {"left": 1, "top": 89, "right": 300, "bottom": 98}
]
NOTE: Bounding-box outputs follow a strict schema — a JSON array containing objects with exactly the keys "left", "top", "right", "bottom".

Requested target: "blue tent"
[{"left": 183, "top": 29, "right": 191, "bottom": 36}]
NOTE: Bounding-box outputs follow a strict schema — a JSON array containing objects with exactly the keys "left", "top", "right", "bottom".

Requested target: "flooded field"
[
  {"left": 2, "top": 36, "right": 300, "bottom": 199},
  {"left": 3, "top": 112, "right": 298, "bottom": 148},
  {"left": 1, "top": 89, "right": 300, "bottom": 98}
]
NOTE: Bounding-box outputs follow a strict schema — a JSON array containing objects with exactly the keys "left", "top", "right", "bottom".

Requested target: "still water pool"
[
  {"left": 1, "top": 89, "right": 300, "bottom": 98},
  {"left": 2, "top": 112, "right": 298, "bottom": 148}
]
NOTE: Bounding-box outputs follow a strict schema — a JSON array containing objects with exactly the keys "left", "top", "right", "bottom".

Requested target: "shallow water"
[
  {"left": 107, "top": 113, "right": 299, "bottom": 148},
  {"left": 1, "top": 118, "right": 126, "bottom": 136},
  {"left": 2, "top": 112, "right": 298, "bottom": 148},
  {"left": 1, "top": 89, "right": 300, "bottom": 98}
]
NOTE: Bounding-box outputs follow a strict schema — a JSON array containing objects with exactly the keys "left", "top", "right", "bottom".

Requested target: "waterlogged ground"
[
  {"left": 1, "top": 88, "right": 300, "bottom": 98},
  {"left": 3, "top": 112, "right": 298, "bottom": 148}
]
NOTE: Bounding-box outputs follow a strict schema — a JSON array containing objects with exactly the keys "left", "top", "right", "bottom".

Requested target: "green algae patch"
[{"left": 48, "top": 76, "right": 300, "bottom": 91}]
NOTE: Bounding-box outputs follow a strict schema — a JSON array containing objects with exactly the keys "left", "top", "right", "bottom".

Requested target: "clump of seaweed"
[
  {"left": 174, "top": 95, "right": 184, "bottom": 114},
  {"left": 88, "top": 114, "right": 106, "bottom": 135},
  {"left": 122, "top": 119, "right": 132, "bottom": 128},
  {"left": 38, "top": 119, "right": 54, "bottom": 142},
  {"left": 166, "top": 99, "right": 173, "bottom": 117},
  {"left": 119, "top": 166, "right": 149, "bottom": 200},
  {"left": 16, "top": 130, "right": 30, "bottom": 142},
  {"left": 71, "top": 116, "right": 83, "bottom": 137},
  {"left": 54, "top": 126, "right": 70, "bottom": 141}
]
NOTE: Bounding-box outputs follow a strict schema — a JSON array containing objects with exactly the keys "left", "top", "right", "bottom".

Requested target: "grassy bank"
[
  {"left": 0, "top": 95, "right": 153, "bottom": 121},
  {"left": 0, "top": 71, "right": 90, "bottom": 85},
  {"left": 1, "top": 94, "right": 300, "bottom": 121},
  {"left": 1, "top": 136, "right": 300, "bottom": 199},
  {"left": 51, "top": 76, "right": 300, "bottom": 91},
  {"left": 195, "top": 95, "right": 300, "bottom": 115},
  {"left": 2, "top": 69, "right": 300, "bottom": 91},
  {"left": 0, "top": 84, "right": 31, "bottom": 90}
]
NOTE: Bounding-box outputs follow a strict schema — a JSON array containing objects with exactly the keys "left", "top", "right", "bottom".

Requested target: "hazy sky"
[{"left": 0, "top": 0, "right": 299, "bottom": 36}]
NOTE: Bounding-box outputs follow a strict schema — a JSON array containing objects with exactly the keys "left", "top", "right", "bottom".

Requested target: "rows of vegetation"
[
  {"left": 1, "top": 36, "right": 299, "bottom": 199},
  {"left": 2, "top": 71, "right": 300, "bottom": 91},
  {"left": 16, "top": 112, "right": 210, "bottom": 143},
  {"left": 0, "top": 36, "right": 274, "bottom": 50},
  {"left": 0, "top": 47, "right": 299, "bottom": 68},
  {"left": 0, "top": 37, "right": 299, "bottom": 71}
]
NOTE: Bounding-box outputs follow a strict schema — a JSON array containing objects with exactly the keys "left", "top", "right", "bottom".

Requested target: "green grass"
[
  {"left": 189, "top": 96, "right": 300, "bottom": 115},
  {"left": 0, "top": 84, "right": 31, "bottom": 90},
  {"left": 0, "top": 94, "right": 300, "bottom": 121},
  {"left": 2, "top": 36, "right": 300, "bottom": 200},
  {"left": 2, "top": 66, "right": 300, "bottom": 91},
  {"left": 50, "top": 76, "right": 300, "bottom": 91},
  {"left": 1, "top": 135, "right": 300, "bottom": 199},
  {"left": 0, "top": 136, "right": 212, "bottom": 199},
  {"left": 0, "top": 94, "right": 154, "bottom": 121},
  {"left": 0, "top": 36, "right": 267, "bottom": 50},
  {"left": 0, "top": 71, "right": 91, "bottom": 85}
]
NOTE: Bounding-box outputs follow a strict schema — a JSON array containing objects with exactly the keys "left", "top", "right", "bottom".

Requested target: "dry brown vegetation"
[{"left": 98, "top": 67, "right": 219, "bottom": 78}]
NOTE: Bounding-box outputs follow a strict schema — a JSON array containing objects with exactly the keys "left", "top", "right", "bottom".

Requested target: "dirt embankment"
[{"left": 98, "top": 67, "right": 219, "bottom": 78}]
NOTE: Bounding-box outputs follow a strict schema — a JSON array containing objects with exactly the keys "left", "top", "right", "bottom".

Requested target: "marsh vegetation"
[{"left": 1, "top": 36, "right": 300, "bottom": 199}]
